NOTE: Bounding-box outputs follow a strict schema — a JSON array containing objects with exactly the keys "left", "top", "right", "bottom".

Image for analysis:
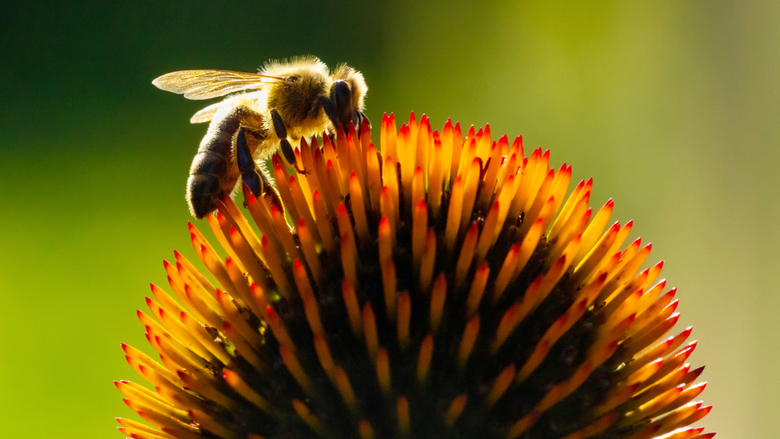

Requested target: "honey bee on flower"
[{"left": 153, "top": 56, "right": 367, "bottom": 218}]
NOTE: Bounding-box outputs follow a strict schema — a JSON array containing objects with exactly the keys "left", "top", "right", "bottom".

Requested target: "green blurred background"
[{"left": 1, "top": 1, "right": 776, "bottom": 437}]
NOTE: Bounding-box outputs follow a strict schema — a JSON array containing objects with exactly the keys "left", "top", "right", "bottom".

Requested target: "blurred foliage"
[{"left": 1, "top": 1, "right": 778, "bottom": 438}]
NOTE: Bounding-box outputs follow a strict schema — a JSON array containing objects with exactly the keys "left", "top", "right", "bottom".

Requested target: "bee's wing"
[
  {"left": 152, "top": 70, "right": 282, "bottom": 100},
  {"left": 189, "top": 102, "right": 223, "bottom": 124}
]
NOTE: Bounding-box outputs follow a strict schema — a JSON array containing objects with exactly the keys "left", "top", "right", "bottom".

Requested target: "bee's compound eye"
[{"left": 287, "top": 75, "right": 300, "bottom": 83}]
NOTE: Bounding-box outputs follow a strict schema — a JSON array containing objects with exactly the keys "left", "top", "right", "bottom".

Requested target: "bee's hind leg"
[
  {"left": 236, "top": 127, "right": 282, "bottom": 211},
  {"left": 270, "top": 108, "right": 307, "bottom": 174}
]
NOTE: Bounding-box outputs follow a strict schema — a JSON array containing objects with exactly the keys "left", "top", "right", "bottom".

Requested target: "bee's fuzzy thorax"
[
  {"left": 117, "top": 113, "right": 713, "bottom": 439},
  {"left": 259, "top": 55, "right": 330, "bottom": 79}
]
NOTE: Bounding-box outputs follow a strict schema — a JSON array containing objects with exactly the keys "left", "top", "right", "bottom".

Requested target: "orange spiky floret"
[{"left": 117, "top": 113, "right": 712, "bottom": 439}]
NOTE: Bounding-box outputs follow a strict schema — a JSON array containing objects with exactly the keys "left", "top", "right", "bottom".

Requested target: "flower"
[{"left": 116, "top": 113, "right": 713, "bottom": 439}]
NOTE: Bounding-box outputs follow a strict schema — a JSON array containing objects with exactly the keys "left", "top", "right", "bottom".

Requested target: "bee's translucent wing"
[
  {"left": 152, "top": 70, "right": 282, "bottom": 100},
  {"left": 189, "top": 102, "right": 223, "bottom": 124}
]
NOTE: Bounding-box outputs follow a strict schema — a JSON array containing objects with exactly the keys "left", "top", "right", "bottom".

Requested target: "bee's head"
[
  {"left": 330, "top": 64, "right": 368, "bottom": 132},
  {"left": 331, "top": 64, "right": 367, "bottom": 111}
]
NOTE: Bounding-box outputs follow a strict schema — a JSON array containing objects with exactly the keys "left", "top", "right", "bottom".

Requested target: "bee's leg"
[
  {"left": 356, "top": 111, "right": 371, "bottom": 137},
  {"left": 319, "top": 95, "right": 340, "bottom": 134},
  {"left": 236, "top": 127, "right": 282, "bottom": 211},
  {"left": 269, "top": 108, "right": 307, "bottom": 174}
]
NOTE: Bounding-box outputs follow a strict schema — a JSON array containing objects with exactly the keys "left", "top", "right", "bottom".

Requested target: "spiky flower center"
[{"left": 116, "top": 113, "right": 712, "bottom": 439}]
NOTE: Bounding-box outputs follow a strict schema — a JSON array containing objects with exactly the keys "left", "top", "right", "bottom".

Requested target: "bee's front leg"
[
  {"left": 319, "top": 95, "right": 340, "bottom": 135},
  {"left": 270, "top": 108, "right": 307, "bottom": 174},
  {"left": 356, "top": 111, "right": 370, "bottom": 137},
  {"left": 236, "top": 127, "right": 282, "bottom": 210}
]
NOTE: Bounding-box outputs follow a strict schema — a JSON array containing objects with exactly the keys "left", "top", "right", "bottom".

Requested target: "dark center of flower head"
[{"left": 116, "top": 113, "right": 713, "bottom": 439}]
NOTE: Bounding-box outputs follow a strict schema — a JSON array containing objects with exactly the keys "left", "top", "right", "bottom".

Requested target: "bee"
[{"left": 152, "top": 56, "right": 368, "bottom": 219}]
